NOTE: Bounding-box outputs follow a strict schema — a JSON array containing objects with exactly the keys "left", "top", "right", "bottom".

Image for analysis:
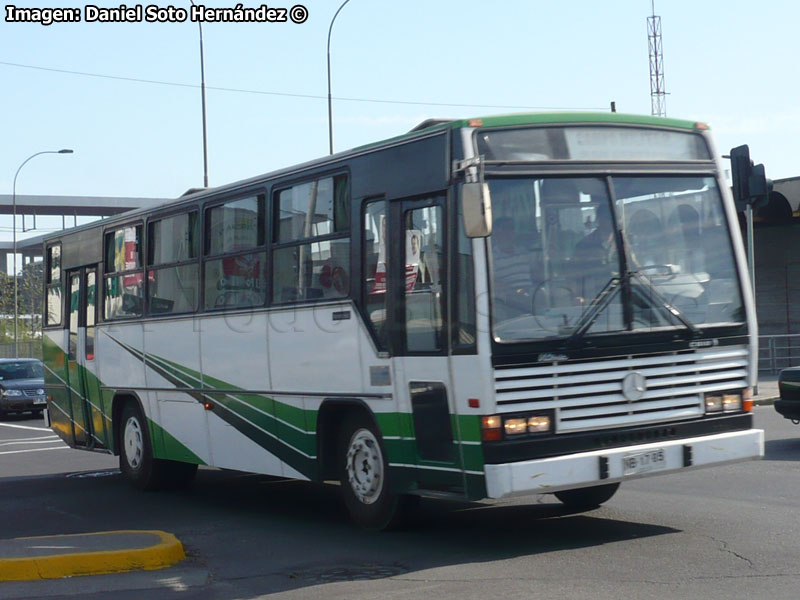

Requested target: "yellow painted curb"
[{"left": 0, "top": 530, "right": 185, "bottom": 581}]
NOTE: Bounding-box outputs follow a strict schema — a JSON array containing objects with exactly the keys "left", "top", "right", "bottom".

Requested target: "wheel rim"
[
  {"left": 123, "top": 416, "right": 144, "bottom": 470},
  {"left": 345, "top": 428, "right": 384, "bottom": 505}
]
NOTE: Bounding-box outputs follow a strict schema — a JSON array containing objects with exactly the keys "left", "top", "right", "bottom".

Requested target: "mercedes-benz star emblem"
[{"left": 622, "top": 372, "right": 647, "bottom": 402}]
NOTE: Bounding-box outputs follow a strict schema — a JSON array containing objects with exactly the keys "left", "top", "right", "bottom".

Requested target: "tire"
[
  {"left": 338, "top": 413, "right": 408, "bottom": 530},
  {"left": 555, "top": 483, "right": 620, "bottom": 510},
  {"left": 119, "top": 401, "right": 198, "bottom": 491},
  {"left": 119, "top": 401, "right": 166, "bottom": 490}
]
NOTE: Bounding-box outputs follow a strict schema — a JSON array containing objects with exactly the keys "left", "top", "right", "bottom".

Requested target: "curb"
[{"left": 0, "top": 530, "right": 185, "bottom": 582}]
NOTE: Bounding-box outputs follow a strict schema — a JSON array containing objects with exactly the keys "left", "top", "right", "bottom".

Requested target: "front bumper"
[
  {"left": 484, "top": 428, "right": 764, "bottom": 499},
  {"left": 1, "top": 395, "right": 47, "bottom": 413}
]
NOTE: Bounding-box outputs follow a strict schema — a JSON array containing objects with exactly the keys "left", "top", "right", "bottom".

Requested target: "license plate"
[
  {"left": 33, "top": 398, "right": 46, "bottom": 405},
  {"left": 622, "top": 448, "right": 666, "bottom": 476}
]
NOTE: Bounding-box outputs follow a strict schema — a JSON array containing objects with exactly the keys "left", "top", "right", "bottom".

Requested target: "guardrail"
[{"left": 759, "top": 334, "right": 800, "bottom": 374}]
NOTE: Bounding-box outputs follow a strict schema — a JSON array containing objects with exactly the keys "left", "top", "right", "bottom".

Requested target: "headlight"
[
  {"left": 482, "top": 411, "right": 555, "bottom": 441},
  {"left": 705, "top": 391, "right": 743, "bottom": 414},
  {"left": 37, "top": 389, "right": 45, "bottom": 395},
  {"left": 3, "top": 389, "right": 23, "bottom": 397},
  {"left": 527, "top": 415, "right": 552, "bottom": 433},
  {"left": 722, "top": 393, "right": 742, "bottom": 412}
]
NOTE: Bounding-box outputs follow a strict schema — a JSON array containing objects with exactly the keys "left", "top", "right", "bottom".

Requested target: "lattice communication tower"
[{"left": 647, "top": 1, "right": 666, "bottom": 117}]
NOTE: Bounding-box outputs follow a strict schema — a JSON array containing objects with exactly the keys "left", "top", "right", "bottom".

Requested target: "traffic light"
[
  {"left": 729, "top": 145, "right": 773, "bottom": 210},
  {"left": 729, "top": 145, "right": 751, "bottom": 210},
  {"left": 748, "top": 163, "right": 773, "bottom": 209}
]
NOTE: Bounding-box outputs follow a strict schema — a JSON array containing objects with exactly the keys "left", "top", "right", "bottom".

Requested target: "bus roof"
[{"left": 43, "top": 112, "right": 703, "bottom": 242}]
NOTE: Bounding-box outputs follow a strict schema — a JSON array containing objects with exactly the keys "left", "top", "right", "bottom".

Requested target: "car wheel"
[
  {"left": 338, "top": 413, "right": 410, "bottom": 530},
  {"left": 555, "top": 483, "right": 620, "bottom": 510}
]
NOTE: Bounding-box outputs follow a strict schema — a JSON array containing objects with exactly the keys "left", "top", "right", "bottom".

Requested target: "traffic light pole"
[
  {"left": 745, "top": 203, "right": 755, "bottom": 296},
  {"left": 745, "top": 202, "right": 758, "bottom": 394}
]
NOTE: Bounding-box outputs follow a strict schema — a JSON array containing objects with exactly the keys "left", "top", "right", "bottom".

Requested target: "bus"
[{"left": 42, "top": 113, "right": 764, "bottom": 529}]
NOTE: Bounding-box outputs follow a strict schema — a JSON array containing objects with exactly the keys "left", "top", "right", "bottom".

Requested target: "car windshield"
[
  {"left": 0, "top": 362, "right": 44, "bottom": 381},
  {"left": 488, "top": 176, "right": 744, "bottom": 342}
]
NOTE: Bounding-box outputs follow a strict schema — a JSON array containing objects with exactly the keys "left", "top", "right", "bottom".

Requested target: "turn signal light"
[
  {"left": 743, "top": 388, "right": 753, "bottom": 412},
  {"left": 481, "top": 415, "right": 502, "bottom": 441}
]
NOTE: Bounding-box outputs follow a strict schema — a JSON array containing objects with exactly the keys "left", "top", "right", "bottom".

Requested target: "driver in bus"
[
  {"left": 491, "top": 217, "right": 539, "bottom": 321},
  {"left": 570, "top": 207, "right": 619, "bottom": 304}
]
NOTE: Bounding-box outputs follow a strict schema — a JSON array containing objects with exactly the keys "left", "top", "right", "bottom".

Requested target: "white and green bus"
[{"left": 42, "top": 113, "right": 764, "bottom": 528}]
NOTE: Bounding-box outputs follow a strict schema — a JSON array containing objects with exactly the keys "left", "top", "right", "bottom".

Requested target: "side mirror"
[{"left": 461, "top": 182, "right": 492, "bottom": 238}]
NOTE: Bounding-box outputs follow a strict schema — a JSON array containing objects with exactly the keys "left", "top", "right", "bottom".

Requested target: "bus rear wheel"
[
  {"left": 554, "top": 483, "right": 620, "bottom": 510},
  {"left": 119, "top": 400, "right": 198, "bottom": 491},
  {"left": 338, "top": 413, "right": 405, "bottom": 530},
  {"left": 120, "top": 401, "right": 163, "bottom": 490}
]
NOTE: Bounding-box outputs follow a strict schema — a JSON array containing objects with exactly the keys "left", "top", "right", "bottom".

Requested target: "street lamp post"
[
  {"left": 327, "top": 0, "right": 351, "bottom": 155},
  {"left": 11, "top": 149, "right": 73, "bottom": 358},
  {"left": 189, "top": 0, "right": 209, "bottom": 188}
]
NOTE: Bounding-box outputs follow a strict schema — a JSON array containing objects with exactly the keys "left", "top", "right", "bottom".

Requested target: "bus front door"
[
  {"left": 64, "top": 268, "right": 104, "bottom": 448},
  {"left": 391, "top": 197, "right": 465, "bottom": 493}
]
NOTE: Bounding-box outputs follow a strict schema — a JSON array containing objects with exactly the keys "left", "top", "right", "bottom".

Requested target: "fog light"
[
  {"left": 722, "top": 393, "right": 742, "bottom": 412},
  {"left": 528, "top": 415, "right": 551, "bottom": 433},
  {"left": 705, "top": 395, "right": 723, "bottom": 413},
  {"left": 504, "top": 418, "right": 527, "bottom": 436}
]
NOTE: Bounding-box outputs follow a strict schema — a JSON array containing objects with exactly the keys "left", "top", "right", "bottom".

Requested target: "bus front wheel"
[
  {"left": 554, "top": 483, "right": 620, "bottom": 510},
  {"left": 338, "top": 413, "right": 405, "bottom": 530}
]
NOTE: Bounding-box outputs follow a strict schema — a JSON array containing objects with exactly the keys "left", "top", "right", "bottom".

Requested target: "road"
[{"left": 1, "top": 406, "right": 799, "bottom": 600}]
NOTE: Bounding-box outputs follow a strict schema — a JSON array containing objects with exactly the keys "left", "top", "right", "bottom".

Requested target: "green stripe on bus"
[{"left": 149, "top": 419, "right": 206, "bottom": 465}]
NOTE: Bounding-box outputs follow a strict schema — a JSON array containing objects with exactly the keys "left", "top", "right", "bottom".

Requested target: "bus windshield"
[{"left": 488, "top": 175, "right": 745, "bottom": 342}]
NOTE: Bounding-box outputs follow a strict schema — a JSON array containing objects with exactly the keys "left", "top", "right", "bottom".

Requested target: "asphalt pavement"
[{"left": 0, "top": 373, "right": 784, "bottom": 586}]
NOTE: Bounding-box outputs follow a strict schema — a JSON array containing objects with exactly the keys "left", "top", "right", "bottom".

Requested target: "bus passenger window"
[
  {"left": 404, "top": 205, "right": 444, "bottom": 352},
  {"left": 46, "top": 244, "right": 62, "bottom": 327},
  {"left": 148, "top": 212, "right": 200, "bottom": 314},
  {"left": 363, "top": 201, "right": 388, "bottom": 349},
  {"left": 203, "top": 196, "right": 267, "bottom": 310},
  {"left": 272, "top": 175, "right": 350, "bottom": 304},
  {"left": 104, "top": 225, "right": 144, "bottom": 319}
]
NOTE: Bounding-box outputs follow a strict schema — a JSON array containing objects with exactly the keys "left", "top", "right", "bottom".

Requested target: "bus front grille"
[{"left": 493, "top": 347, "right": 749, "bottom": 433}]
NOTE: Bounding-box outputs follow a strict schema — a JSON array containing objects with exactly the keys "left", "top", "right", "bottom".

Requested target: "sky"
[{"left": 2, "top": 0, "right": 798, "bottom": 243}]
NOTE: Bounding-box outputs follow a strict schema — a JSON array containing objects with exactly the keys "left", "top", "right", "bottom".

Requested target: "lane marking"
[
  {"left": 0, "top": 447, "right": 70, "bottom": 456},
  {"left": 0, "top": 423, "right": 51, "bottom": 432},
  {"left": 0, "top": 435, "right": 59, "bottom": 443},
  {"left": 0, "top": 440, "right": 63, "bottom": 448}
]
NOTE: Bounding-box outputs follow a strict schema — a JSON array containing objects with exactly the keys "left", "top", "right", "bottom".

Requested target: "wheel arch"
[{"left": 316, "top": 398, "right": 381, "bottom": 482}]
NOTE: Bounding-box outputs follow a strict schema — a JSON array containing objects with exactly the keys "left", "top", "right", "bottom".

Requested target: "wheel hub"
[
  {"left": 123, "top": 416, "right": 143, "bottom": 470},
  {"left": 346, "top": 429, "right": 383, "bottom": 505}
]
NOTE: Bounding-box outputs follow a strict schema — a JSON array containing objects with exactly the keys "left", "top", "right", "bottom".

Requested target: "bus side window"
[
  {"left": 363, "top": 201, "right": 388, "bottom": 350},
  {"left": 404, "top": 205, "right": 444, "bottom": 352}
]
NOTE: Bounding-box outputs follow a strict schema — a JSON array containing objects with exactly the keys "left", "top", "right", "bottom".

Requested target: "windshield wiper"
[
  {"left": 629, "top": 270, "right": 699, "bottom": 335},
  {"left": 565, "top": 276, "right": 623, "bottom": 347},
  {"left": 564, "top": 269, "right": 699, "bottom": 348}
]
